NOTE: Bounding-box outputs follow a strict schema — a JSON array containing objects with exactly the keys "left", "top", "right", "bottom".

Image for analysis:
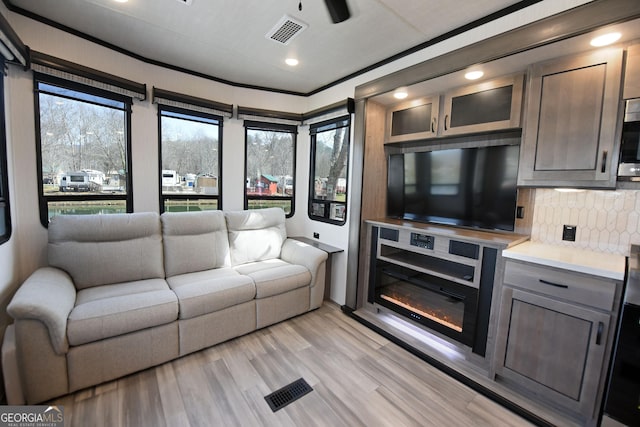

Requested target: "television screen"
[{"left": 387, "top": 144, "right": 520, "bottom": 232}]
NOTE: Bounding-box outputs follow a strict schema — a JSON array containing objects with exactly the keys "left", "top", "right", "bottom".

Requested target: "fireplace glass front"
[{"left": 370, "top": 260, "right": 479, "bottom": 346}]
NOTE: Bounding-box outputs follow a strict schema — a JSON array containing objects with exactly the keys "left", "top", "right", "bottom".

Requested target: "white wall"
[{"left": 0, "top": 0, "right": 596, "bottom": 315}]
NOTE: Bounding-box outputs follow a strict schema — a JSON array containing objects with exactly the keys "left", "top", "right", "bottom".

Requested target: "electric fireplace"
[
  {"left": 371, "top": 260, "right": 478, "bottom": 346},
  {"left": 366, "top": 225, "right": 499, "bottom": 357}
]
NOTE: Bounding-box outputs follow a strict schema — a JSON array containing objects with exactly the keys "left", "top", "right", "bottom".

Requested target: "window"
[
  {"left": 158, "top": 105, "right": 222, "bottom": 212},
  {"left": 35, "top": 75, "right": 133, "bottom": 225},
  {"left": 309, "top": 116, "right": 350, "bottom": 224},
  {"left": 244, "top": 121, "right": 296, "bottom": 216},
  {"left": 0, "top": 60, "right": 11, "bottom": 243}
]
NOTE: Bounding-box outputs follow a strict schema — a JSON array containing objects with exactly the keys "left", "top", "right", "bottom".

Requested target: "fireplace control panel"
[{"left": 410, "top": 233, "right": 434, "bottom": 250}]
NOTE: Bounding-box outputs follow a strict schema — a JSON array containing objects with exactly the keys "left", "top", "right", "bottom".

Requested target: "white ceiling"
[{"left": 5, "top": 0, "right": 523, "bottom": 94}]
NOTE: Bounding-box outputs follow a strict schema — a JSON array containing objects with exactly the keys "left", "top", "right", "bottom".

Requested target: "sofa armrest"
[
  {"left": 281, "top": 239, "right": 328, "bottom": 309},
  {"left": 7, "top": 267, "right": 76, "bottom": 355}
]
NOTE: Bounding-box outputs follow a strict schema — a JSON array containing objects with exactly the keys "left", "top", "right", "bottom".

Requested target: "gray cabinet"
[
  {"left": 385, "top": 75, "right": 524, "bottom": 143},
  {"left": 624, "top": 44, "right": 640, "bottom": 99},
  {"left": 441, "top": 74, "right": 524, "bottom": 136},
  {"left": 518, "top": 49, "right": 623, "bottom": 188},
  {"left": 386, "top": 96, "right": 440, "bottom": 143},
  {"left": 494, "top": 259, "right": 619, "bottom": 422}
]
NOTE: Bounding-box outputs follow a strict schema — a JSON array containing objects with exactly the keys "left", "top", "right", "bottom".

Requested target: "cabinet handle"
[
  {"left": 444, "top": 115, "right": 449, "bottom": 131},
  {"left": 601, "top": 150, "right": 608, "bottom": 173},
  {"left": 431, "top": 117, "right": 436, "bottom": 133},
  {"left": 539, "top": 279, "right": 569, "bottom": 289},
  {"left": 596, "top": 321, "right": 604, "bottom": 345}
]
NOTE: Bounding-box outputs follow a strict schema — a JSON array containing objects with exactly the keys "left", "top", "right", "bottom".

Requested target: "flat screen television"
[{"left": 387, "top": 144, "right": 520, "bottom": 232}]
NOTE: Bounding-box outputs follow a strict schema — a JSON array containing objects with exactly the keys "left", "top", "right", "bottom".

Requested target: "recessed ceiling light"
[
  {"left": 393, "top": 88, "right": 408, "bottom": 99},
  {"left": 590, "top": 32, "right": 621, "bottom": 47},
  {"left": 285, "top": 58, "right": 299, "bottom": 66},
  {"left": 113, "top": 0, "right": 128, "bottom": 3},
  {"left": 464, "top": 70, "right": 484, "bottom": 80}
]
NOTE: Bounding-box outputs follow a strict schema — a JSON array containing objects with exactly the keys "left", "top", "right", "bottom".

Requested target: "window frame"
[
  {"left": 157, "top": 103, "right": 223, "bottom": 213},
  {"left": 0, "top": 61, "right": 11, "bottom": 244},
  {"left": 308, "top": 115, "right": 351, "bottom": 225},
  {"left": 34, "top": 73, "right": 134, "bottom": 226},
  {"left": 243, "top": 120, "right": 297, "bottom": 218}
]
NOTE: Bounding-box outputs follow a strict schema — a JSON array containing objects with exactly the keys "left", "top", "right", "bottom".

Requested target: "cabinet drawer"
[{"left": 504, "top": 260, "right": 617, "bottom": 311}]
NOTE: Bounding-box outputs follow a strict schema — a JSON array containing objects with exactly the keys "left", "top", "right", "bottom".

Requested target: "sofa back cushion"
[
  {"left": 225, "top": 208, "right": 287, "bottom": 266},
  {"left": 161, "top": 211, "right": 231, "bottom": 277},
  {"left": 48, "top": 212, "right": 165, "bottom": 290}
]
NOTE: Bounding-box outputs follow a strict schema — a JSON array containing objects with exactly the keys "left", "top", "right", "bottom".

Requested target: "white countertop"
[{"left": 502, "top": 241, "right": 626, "bottom": 281}]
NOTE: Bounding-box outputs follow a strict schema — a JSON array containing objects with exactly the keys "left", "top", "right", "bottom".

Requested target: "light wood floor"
[{"left": 52, "top": 303, "right": 534, "bottom": 427}]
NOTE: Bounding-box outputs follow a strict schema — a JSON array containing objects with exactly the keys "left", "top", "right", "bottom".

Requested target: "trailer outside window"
[
  {"left": 34, "top": 76, "right": 133, "bottom": 225},
  {"left": 158, "top": 106, "right": 222, "bottom": 213}
]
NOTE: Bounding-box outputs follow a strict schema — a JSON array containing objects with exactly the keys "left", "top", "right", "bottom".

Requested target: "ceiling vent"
[{"left": 265, "top": 15, "right": 308, "bottom": 45}]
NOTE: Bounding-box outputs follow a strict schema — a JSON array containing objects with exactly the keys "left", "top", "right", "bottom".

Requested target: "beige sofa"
[{"left": 2, "top": 208, "right": 327, "bottom": 404}]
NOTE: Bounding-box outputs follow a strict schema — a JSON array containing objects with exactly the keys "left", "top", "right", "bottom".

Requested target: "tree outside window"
[
  {"left": 36, "top": 79, "right": 131, "bottom": 225},
  {"left": 309, "top": 116, "right": 350, "bottom": 224},
  {"left": 244, "top": 122, "right": 296, "bottom": 216},
  {"left": 159, "top": 107, "right": 221, "bottom": 212}
]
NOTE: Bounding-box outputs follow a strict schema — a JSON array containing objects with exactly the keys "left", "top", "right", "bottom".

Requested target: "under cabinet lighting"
[
  {"left": 554, "top": 188, "right": 585, "bottom": 193},
  {"left": 381, "top": 313, "right": 462, "bottom": 360},
  {"left": 590, "top": 32, "right": 621, "bottom": 47}
]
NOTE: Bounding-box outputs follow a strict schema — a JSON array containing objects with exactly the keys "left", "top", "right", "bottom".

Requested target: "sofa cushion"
[
  {"left": 48, "top": 212, "right": 165, "bottom": 290},
  {"left": 234, "top": 259, "right": 311, "bottom": 299},
  {"left": 166, "top": 268, "right": 256, "bottom": 319},
  {"left": 161, "top": 211, "right": 231, "bottom": 277},
  {"left": 67, "top": 279, "right": 178, "bottom": 346},
  {"left": 225, "top": 208, "right": 287, "bottom": 266}
]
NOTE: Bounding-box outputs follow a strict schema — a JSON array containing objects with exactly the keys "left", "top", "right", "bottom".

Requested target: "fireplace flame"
[{"left": 380, "top": 292, "right": 463, "bottom": 333}]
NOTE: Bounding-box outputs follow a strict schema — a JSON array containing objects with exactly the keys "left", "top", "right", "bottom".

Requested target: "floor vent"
[
  {"left": 265, "top": 15, "right": 308, "bottom": 45},
  {"left": 264, "top": 378, "right": 313, "bottom": 412}
]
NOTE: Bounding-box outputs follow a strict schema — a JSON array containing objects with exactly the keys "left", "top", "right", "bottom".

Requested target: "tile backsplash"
[{"left": 531, "top": 188, "right": 640, "bottom": 255}]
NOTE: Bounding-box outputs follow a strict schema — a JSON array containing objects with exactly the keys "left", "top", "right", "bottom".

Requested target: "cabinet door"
[
  {"left": 624, "top": 44, "right": 640, "bottom": 99},
  {"left": 495, "top": 288, "right": 610, "bottom": 416},
  {"left": 519, "top": 49, "right": 623, "bottom": 188},
  {"left": 386, "top": 96, "right": 439, "bottom": 143},
  {"left": 440, "top": 74, "right": 524, "bottom": 136}
]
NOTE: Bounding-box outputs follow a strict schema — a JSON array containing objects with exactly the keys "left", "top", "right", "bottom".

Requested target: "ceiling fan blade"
[{"left": 324, "top": 0, "right": 351, "bottom": 23}]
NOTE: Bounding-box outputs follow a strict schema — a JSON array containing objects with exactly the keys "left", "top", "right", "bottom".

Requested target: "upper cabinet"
[
  {"left": 518, "top": 48, "right": 623, "bottom": 188},
  {"left": 385, "top": 74, "right": 524, "bottom": 143},
  {"left": 440, "top": 74, "right": 524, "bottom": 136},
  {"left": 386, "top": 95, "right": 440, "bottom": 143},
  {"left": 624, "top": 44, "right": 640, "bottom": 99}
]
